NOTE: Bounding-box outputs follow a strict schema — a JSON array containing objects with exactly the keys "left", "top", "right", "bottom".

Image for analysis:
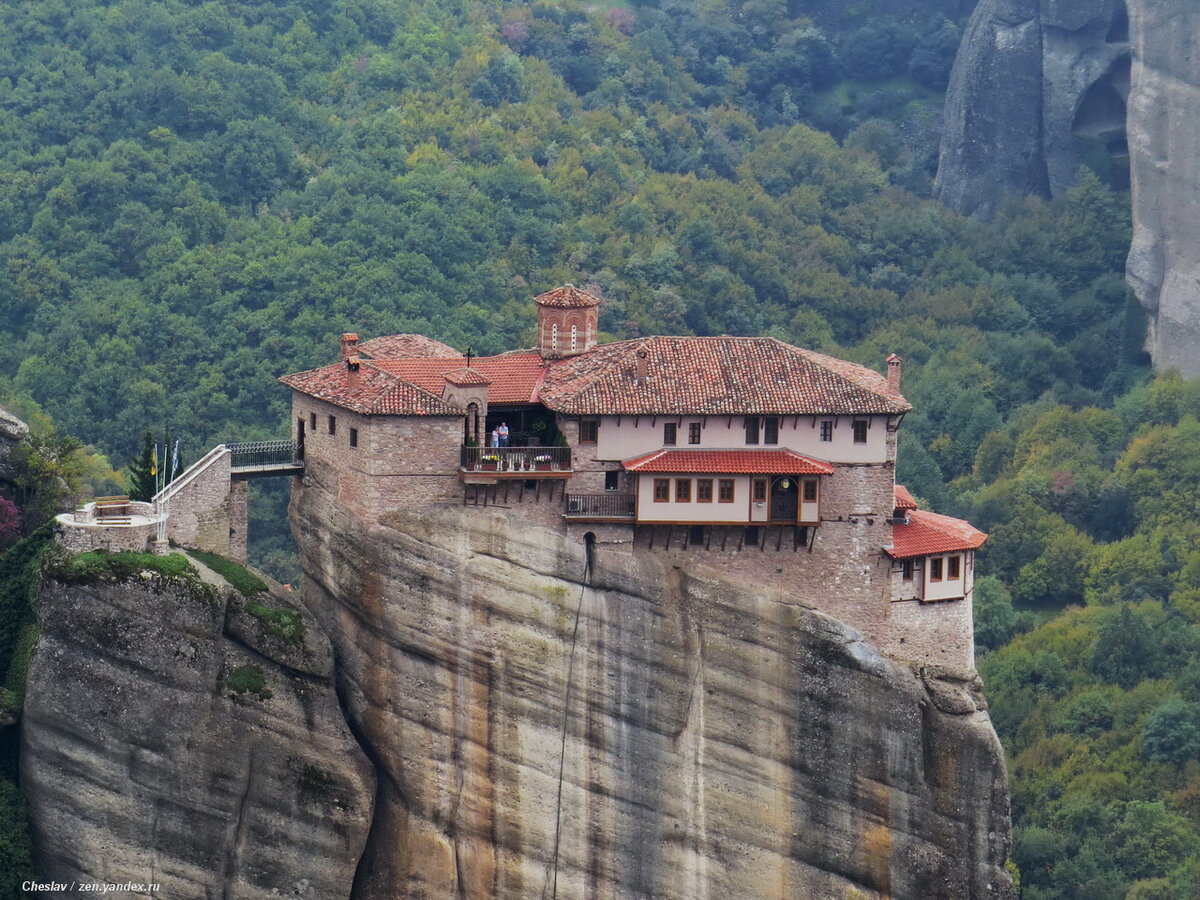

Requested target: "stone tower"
[{"left": 534, "top": 284, "right": 601, "bottom": 358}]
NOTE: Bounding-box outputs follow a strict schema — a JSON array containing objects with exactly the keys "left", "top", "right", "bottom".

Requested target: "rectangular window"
[
  {"left": 853, "top": 420, "right": 868, "bottom": 444},
  {"left": 744, "top": 416, "right": 760, "bottom": 444},
  {"left": 689, "top": 525, "right": 705, "bottom": 546},
  {"left": 579, "top": 419, "right": 598, "bottom": 444},
  {"left": 310, "top": 412, "right": 317, "bottom": 430},
  {"left": 802, "top": 479, "right": 818, "bottom": 502},
  {"left": 820, "top": 420, "right": 833, "bottom": 442},
  {"left": 328, "top": 415, "right": 337, "bottom": 435},
  {"left": 688, "top": 423, "right": 701, "bottom": 445},
  {"left": 930, "top": 557, "right": 943, "bottom": 582},
  {"left": 902, "top": 559, "right": 914, "bottom": 581},
  {"left": 663, "top": 422, "right": 677, "bottom": 445},
  {"left": 752, "top": 479, "right": 767, "bottom": 502},
  {"left": 764, "top": 417, "right": 779, "bottom": 445},
  {"left": 349, "top": 427, "right": 358, "bottom": 448},
  {"left": 653, "top": 479, "right": 670, "bottom": 502},
  {"left": 605, "top": 470, "right": 620, "bottom": 491},
  {"left": 697, "top": 479, "right": 713, "bottom": 502},
  {"left": 718, "top": 479, "right": 735, "bottom": 503},
  {"left": 948, "top": 556, "right": 961, "bottom": 580},
  {"left": 676, "top": 479, "right": 691, "bottom": 502}
]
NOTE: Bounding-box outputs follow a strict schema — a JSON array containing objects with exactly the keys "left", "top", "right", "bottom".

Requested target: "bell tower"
[{"left": 534, "top": 284, "right": 602, "bottom": 359}]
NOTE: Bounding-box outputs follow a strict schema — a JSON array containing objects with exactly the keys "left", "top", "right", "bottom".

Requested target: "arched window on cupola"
[
  {"left": 571, "top": 323, "right": 578, "bottom": 352},
  {"left": 551, "top": 323, "right": 559, "bottom": 351}
]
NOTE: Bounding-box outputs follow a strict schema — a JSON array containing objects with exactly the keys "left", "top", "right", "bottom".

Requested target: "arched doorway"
[
  {"left": 770, "top": 475, "right": 798, "bottom": 522},
  {"left": 464, "top": 402, "right": 481, "bottom": 445}
]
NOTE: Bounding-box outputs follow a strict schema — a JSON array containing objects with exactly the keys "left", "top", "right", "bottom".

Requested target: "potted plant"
[
  {"left": 534, "top": 454, "right": 553, "bottom": 471},
  {"left": 480, "top": 454, "right": 500, "bottom": 471}
]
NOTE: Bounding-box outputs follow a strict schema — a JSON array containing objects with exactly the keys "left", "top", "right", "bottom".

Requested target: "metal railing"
[
  {"left": 564, "top": 493, "right": 636, "bottom": 519},
  {"left": 228, "top": 440, "right": 301, "bottom": 470},
  {"left": 461, "top": 445, "right": 572, "bottom": 473}
]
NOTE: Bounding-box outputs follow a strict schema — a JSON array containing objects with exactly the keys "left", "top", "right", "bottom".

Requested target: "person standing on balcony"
[
  {"left": 498, "top": 422, "right": 510, "bottom": 447},
  {"left": 491, "top": 427, "right": 499, "bottom": 448}
]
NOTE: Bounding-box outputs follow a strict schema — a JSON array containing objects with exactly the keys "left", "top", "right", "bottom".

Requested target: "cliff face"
[
  {"left": 0, "top": 405, "right": 27, "bottom": 498},
  {"left": 293, "top": 459, "right": 1014, "bottom": 899},
  {"left": 1126, "top": 0, "right": 1200, "bottom": 376},
  {"left": 21, "top": 560, "right": 375, "bottom": 897},
  {"left": 935, "top": 0, "right": 1130, "bottom": 218}
]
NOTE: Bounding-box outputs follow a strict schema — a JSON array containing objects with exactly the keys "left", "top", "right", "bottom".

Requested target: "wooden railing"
[
  {"left": 228, "top": 440, "right": 301, "bottom": 470},
  {"left": 460, "top": 445, "right": 572, "bottom": 473},
  {"left": 564, "top": 493, "right": 636, "bottom": 519}
]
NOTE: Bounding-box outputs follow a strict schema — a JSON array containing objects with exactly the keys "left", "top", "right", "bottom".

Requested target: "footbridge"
[{"left": 153, "top": 440, "right": 303, "bottom": 562}]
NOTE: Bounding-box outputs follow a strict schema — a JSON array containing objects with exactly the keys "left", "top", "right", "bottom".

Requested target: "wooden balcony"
[
  {"left": 460, "top": 445, "right": 572, "bottom": 476},
  {"left": 564, "top": 492, "right": 636, "bottom": 520}
]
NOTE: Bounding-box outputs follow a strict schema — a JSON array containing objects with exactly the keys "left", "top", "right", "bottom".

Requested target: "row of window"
[
  {"left": 306, "top": 412, "right": 358, "bottom": 448},
  {"left": 900, "top": 555, "right": 963, "bottom": 581},
  {"left": 578, "top": 417, "right": 870, "bottom": 446},
  {"left": 653, "top": 478, "right": 736, "bottom": 503}
]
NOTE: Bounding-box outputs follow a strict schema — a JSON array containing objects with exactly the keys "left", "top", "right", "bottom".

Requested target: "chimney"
[
  {"left": 886, "top": 353, "right": 903, "bottom": 392},
  {"left": 340, "top": 332, "right": 359, "bottom": 361},
  {"left": 346, "top": 355, "right": 361, "bottom": 389},
  {"left": 635, "top": 347, "right": 650, "bottom": 379}
]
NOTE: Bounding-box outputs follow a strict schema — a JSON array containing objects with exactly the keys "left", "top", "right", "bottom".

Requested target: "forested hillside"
[{"left": 0, "top": 0, "right": 1192, "bottom": 897}]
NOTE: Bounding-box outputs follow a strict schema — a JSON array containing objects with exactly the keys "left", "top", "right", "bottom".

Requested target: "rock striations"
[
  {"left": 292, "top": 457, "right": 1014, "bottom": 899},
  {"left": 21, "top": 559, "right": 375, "bottom": 898},
  {"left": 1126, "top": 0, "right": 1200, "bottom": 376},
  {"left": 935, "top": 0, "right": 1131, "bottom": 218}
]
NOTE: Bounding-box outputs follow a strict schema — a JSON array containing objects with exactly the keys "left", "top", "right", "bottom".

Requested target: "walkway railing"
[
  {"left": 564, "top": 493, "right": 636, "bottom": 519},
  {"left": 461, "top": 445, "right": 572, "bottom": 473},
  {"left": 228, "top": 440, "right": 301, "bottom": 470}
]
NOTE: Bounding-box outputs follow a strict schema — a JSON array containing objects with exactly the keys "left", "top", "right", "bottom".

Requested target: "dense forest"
[{"left": 0, "top": 0, "right": 1192, "bottom": 897}]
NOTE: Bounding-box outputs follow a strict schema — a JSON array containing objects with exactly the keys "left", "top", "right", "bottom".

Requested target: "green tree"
[
  {"left": 1142, "top": 698, "right": 1200, "bottom": 766},
  {"left": 1090, "top": 605, "right": 1159, "bottom": 689},
  {"left": 127, "top": 431, "right": 157, "bottom": 502}
]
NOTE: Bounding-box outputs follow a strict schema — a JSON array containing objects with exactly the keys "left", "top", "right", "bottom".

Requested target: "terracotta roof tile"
[
  {"left": 357, "top": 334, "right": 460, "bottom": 358},
  {"left": 887, "top": 509, "right": 987, "bottom": 559},
  {"left": 539, "top": 337, "right": 910, "bottom": 416},
  {"left": 442, "top": 368, "right": 492, "bottom": 386},
  {"left": 279, "top": 362, "right": 462, "bottom": 416},
  {"left": 622, "top": 448, "right": 835, "bottom": 475},
  {"left": 893, "top": 484, "right": 919, "bottom": 510},
  {"left": 534, "top": 284, "right": 603, "bottom": 309},
  {"left": 372, "top": 352, "right": 546, "bottom": 405}
]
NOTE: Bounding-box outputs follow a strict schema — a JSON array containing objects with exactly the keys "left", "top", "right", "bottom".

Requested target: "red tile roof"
[
  {"left": 357, "top": 334, "right": 460, "bottom": 358},
  {"left": 371, "top": 352, "right": 546, "bottom": 405},
  {"left": 534, "top": 284, "right": 602, "bottom": 308},
  {"left": 538, "top": 337, "right": 910, "bottom": 416},
  {"left": 442, "top": 368, "right": 492, "bottom": 386},
  {"left": 622, "top": 448, "right": 835, "bottom": 475},
  {"left": 887, "top": 509, "right": 987, "bottom": 560},
  {"left": 279, "top": 362, "right": 462, "bottom": 416},
  {"left": 893, "top": 484, "right": 919, "bottom": 510}
]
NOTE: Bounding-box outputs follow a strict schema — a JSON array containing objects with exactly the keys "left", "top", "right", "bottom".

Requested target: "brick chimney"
[
  {"left": 346, "top": 355, "right": 361, "bottom": 389},
  {"left": 635, "top": 347, "right": 650, "bottom": 379},
  {"left": 886, "top": 353, "right": 903, "bottom": 392},
  {"left": 340, "top": 333, "right": 359, "bottom": 361}
]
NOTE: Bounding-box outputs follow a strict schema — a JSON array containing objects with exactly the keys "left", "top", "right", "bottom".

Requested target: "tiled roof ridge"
[
  {"left": 534, "top": 283, "right": 603, "bottom": 308},
  {"left": 886, "top": 508, "right": 987, "bottom": 559},
  {"left": 622, "top": 447, "right": 836, "bottom": 475}
]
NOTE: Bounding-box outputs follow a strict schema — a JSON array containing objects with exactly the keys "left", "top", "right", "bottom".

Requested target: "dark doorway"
[
  {"left": 770, "top": 476, "right": 798, "bottom": 522},
  {"left": 296, "top": 418, "right": 305, "bottom": 460}
]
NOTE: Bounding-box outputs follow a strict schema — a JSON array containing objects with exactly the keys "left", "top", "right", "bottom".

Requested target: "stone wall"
[
  {"left": 56, "top": 520, "right": 158, "bottom": 555},
  {"left": 158, "top": 446, "right": 234, "bottom": 555}
]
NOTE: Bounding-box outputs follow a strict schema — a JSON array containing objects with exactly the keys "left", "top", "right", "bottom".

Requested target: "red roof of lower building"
[
  {"left": 279, "top": 362, "right": 462, "bottom": 416},
  {"left": 887, "top": 509, "right": 987, "bottom": 559},
  {"left": 356, "top": 334, "right": 460, "bottom": 358},
  {"left": 622, "top": 448, "right": 835, "bottom": 475},
  {"left": 893, "top": 484, "right": 919, "bottom": 510}
]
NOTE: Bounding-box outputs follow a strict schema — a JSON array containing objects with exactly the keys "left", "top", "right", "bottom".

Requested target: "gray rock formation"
[
  {"left": 0, "top": 405, "right": 27, "bottom": 496},
  {"left": 1126, "top": 0, "right": 1200, "bottom": 376},
  {"left": 21, "top": 559, "right": 375, "bottom": 898},
  {"left": 293, "top": 460, "right": 1014, "bottom": 899},
  {"left": 936, "top": 0, "right": 1131, "bottom": 218}
]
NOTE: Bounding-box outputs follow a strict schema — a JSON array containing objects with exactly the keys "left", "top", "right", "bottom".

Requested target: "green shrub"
[
  {"left": 243, "top": 598, "right": 305, "bottom": 644},
  {"left": 186, "top": 550, "right": 267, "bottom": 597},
  {"left": 225, "top": 664, "right": 271, "bottom": 699}
]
